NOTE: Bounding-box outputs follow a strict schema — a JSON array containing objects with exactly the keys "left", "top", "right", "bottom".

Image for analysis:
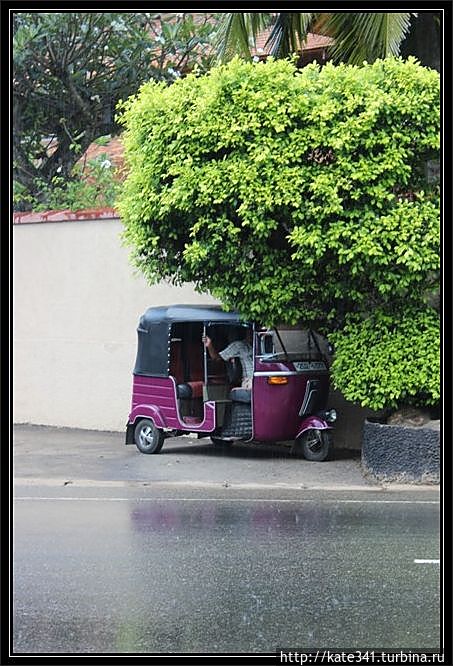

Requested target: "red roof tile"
[
  {"left": 81, "top": 136, "right": 125, "bottom": 173},
  {"left": 253, "top": 30, "right": 334, "bottom": 55}
]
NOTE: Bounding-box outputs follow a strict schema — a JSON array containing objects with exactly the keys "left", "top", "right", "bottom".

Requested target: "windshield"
[{"left": 257, "top": 328, "right": 332, "bottom": 364}]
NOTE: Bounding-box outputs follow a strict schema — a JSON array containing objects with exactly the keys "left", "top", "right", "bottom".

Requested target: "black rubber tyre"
[
  {"left": 210, "top": 437, "right": 233, "bottom": 448},
  {"left": 134, "top": 419, "right": 165, "bottom": 454},
  {"left": 298, "top": 429, "right": 332, "bottom": 462}
]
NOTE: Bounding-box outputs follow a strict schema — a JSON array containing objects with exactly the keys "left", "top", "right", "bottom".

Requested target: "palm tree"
[{"left": 215, "top": 12, "right": 439, "bottom": 69}]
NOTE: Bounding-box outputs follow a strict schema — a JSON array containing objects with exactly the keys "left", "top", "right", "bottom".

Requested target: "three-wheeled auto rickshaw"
[{"left": 125, "top": 305, "right": 336, "bottom": 461}]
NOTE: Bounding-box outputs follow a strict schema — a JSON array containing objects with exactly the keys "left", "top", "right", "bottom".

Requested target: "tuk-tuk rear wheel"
[
  {"left": 134, "top": 418, "right": 164, "bottom": 454},
  {"left": 298, "top": 429, "right": 332, "bottom": 462}
]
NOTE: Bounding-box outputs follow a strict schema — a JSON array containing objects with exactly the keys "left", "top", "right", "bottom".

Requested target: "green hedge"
[{"left": 330, "top": 305, "right": 440, "bottom": 410}]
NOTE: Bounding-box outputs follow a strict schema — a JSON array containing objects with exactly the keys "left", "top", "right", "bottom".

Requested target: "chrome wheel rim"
[{"left": 138, "top": 425, "right": 155, "bottom": 449}]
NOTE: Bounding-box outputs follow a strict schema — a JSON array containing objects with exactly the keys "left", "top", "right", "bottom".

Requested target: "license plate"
[{"left": 293, "top": 361, "right": 327, "bottom": 372}]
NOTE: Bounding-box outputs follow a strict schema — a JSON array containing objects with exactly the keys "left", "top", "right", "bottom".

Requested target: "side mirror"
[{"left": 260, "top": 333, "right": 274, "bottom": 355}]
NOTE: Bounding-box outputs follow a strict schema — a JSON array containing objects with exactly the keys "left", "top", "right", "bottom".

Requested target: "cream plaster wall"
[{"left": 13, "top": 218, "right": 218, "bottom": 431}]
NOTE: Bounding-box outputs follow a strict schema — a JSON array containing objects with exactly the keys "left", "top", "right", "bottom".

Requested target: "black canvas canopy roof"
[{"left": 138, "top": 304, "right": 244, "bottom": 331}]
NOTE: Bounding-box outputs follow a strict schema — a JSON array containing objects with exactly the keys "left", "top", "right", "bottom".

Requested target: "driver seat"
[
  {"left": 229, "top": 387, "right": 251, "bottom": 403},
  {"left": 226, "top": 357, "right": 242, "bottom": 386},
  {"left": 226, "top": 357, "right": 251, "bottom": 402}
]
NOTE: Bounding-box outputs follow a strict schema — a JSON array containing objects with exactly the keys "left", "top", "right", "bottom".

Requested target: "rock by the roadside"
[{"left": 386, "top": 407, "right": 432, "bottom": 427}]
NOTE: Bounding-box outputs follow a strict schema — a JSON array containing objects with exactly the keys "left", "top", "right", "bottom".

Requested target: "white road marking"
[
  {"left": 13, "top": 496, "right": 440, "bottom": 504},
  {"left": 414, "top": 559, "right": 440, "bottom": 564}
]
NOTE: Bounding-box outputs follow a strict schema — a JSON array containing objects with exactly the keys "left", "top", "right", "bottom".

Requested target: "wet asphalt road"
[{"left": 12, "top": 426, "right": 441, "bottom": 655}]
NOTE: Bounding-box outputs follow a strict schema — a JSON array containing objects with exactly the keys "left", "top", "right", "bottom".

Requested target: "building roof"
[
  {"left": 82, "top": 137, "right": 125, "bottom": 173},
  {"left": 252, "top": 29, "right": 334, "bottom": 56}
]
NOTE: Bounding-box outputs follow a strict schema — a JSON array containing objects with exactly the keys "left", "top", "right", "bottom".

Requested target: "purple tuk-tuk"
[{"left": 125, "top": 305, "right": 336, "bottom": 461}]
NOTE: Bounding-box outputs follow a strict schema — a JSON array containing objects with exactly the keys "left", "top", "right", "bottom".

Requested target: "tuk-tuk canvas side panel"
[{"left": 134, "top": 323, "right": 169, "bottom": 377}]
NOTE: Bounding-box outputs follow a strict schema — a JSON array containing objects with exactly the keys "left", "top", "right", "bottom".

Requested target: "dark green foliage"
[
  {"left": 13, "top": 12, "right": 218, "bottom": 210},
  {"left": 14, "top": 154, "right": 119, "bottom": 212}
]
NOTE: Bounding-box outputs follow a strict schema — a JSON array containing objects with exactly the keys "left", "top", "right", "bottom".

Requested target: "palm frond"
[
  {"left": 379, "top": 13, "right": 414, "bottom": 56},
  {"left": 323, "top": 12, "right": 413, "bottom": 65},
  {"left": 214, "top": 12, "right": 272, "bottom": 62},
  {"left": 265, "top": 12, "right": 316, "bottom": 58},
  {"left": 214, "top": 11, "right": 414, "bottom": 67}
]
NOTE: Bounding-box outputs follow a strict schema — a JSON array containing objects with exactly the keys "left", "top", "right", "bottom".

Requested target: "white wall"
[{"left": 13, "top": 216, "right": 218, "bottom": 431}]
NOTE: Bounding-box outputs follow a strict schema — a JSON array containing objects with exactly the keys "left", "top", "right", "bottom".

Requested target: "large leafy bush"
[
  {"left": 330, "top": 306, "right": 440, "bottom": 410},
  {"left": 117, "top": 56, "right": 440, "bottom": 409}
]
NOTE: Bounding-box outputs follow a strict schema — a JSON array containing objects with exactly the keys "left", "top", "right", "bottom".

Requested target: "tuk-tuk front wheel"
[
  {"left": 298, "top": 429, "right": 332, "bottom": 462},
  {"left": 134, "top": 419, "right": 164, "bottom": 454}
]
